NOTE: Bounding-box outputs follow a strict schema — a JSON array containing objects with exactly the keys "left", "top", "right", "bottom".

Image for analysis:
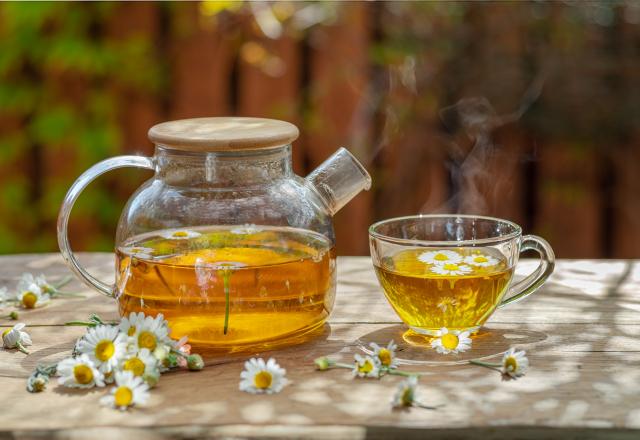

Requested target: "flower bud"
[
  {"left": 9, "top": 311, "right": 18, "bottom": 320},
  {"left": 187, "top": 354, "right": 204, "bottom": 371},
  {"left": 314, "top": 357, "right": 330, "bottom": 371},
  {"left": 143, "top": 370, "right": 161, "bottom": 388},
  {"left": 27, "top": 373, "right": 49, "bottom": 393}
]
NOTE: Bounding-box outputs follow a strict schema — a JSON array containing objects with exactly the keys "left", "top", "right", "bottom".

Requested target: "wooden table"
[{"left": 1, "top": 254, "right": 639, "bottom": 439}]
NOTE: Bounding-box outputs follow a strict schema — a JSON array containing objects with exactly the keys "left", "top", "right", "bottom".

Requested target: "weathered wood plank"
[{"left": 1, "top": 254, "right": 640, "bottom": 436}]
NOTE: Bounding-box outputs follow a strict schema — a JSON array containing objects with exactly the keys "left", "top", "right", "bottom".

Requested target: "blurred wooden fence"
[{"left": 1, "top": 2, "right": 640, "bottom": 258}]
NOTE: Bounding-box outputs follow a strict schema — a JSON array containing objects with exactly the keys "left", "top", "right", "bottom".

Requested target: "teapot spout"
[{"left": 305, "top": 147, "right": 372, "bottom": 215}]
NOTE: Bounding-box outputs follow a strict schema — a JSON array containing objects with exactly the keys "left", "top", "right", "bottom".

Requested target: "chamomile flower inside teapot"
[{"left": 58, "top": 117, "right": 371, "bottom": 351}]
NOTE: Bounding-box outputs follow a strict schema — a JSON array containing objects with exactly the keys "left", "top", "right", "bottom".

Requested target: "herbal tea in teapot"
[
  {"left": 116, "top": 226, "right": 335, "bottom": 350},
  {"left": 58, "top": 117, "right": 371, "bottom": 353}
]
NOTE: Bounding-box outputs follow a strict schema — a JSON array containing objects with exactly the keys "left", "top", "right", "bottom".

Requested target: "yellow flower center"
[
  {"left": 172, "top": 231, "right": 188, "bottom": 238},
  {"left": 138, "top": 331, "right": 157, "bottom": 350},
  {"left": 254, "top": 371, "right": 273, "bottom": 389},
  {"left": 95, "top": 340, "right": 115, "bottom": 362},
  {"left": 73, "top": 364, "right": 94, "bottom": 384},
  {"left": 441, "top": 333, "right": 459, "bottom": 350},
  {"left": 127, "top": 326, "right": 136, "bottom": 337},
  {"left": 443, "top": 263, "right": 460, "bottom": 271},
  {"left": 474, "top": 256, "right": 488, "bottom": 263},
  {"left": 114, "top": 386, "right": 133, "bottom": 407},
  {"left": 504, "top": 356, "right": 518, "bottom": 372},
  {"left": 378, "top": 349, "right": 392, "bottom": 366},
  {"left": 2, "top": 328, "right": 11, "bottom": 338},
  {"left": 123, "top": 357, "right": 146, "bottom": 376},
  {"left": 358, "top": 360, "right": 374, "bottom": 374},
  {"left": 401, "top": 387, "right": 413, "bottom": 406},
  {"left": 434, "top": 253, "right": 449, "bottom": 261},
  {"left": 22, "top": 292, "right": 38, "bottom": 308}
]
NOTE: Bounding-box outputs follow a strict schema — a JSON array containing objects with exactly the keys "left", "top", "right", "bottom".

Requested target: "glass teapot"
[{"left": 57, "top": 117, "right": 371, "bottom": 352}]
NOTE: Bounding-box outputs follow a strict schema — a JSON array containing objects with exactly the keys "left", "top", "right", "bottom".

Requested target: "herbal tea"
[
  {"left": 116, "top": 226, "right": 335, "bottom": 351},
  {"left": 374, "top": 248, "right": 513, "bottom": 334}
]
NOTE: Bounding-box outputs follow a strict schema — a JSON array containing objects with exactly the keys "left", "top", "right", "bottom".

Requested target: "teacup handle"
[
  {"left": 498, "top": 235, "right": 555, "bottom": 308},
  {"left": 57, "top": 155, "right": 155, "bottom": 297}
]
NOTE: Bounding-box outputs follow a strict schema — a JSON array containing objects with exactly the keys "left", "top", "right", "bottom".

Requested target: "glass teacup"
[{"left": 369, "top": 215, "right": 555, "bottom": 336}]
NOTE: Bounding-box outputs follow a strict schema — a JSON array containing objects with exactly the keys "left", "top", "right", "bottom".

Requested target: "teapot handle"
[{"left": 57, "top": 155, "right": 155, "bottom": 297}]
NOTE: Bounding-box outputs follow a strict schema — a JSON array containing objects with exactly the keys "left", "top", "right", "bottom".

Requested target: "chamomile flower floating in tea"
[
  {"left": 501, "top": 348, "right": 529, "bottom": 380},
  {"left": 370, "top": 340, "right": 399, "bottom": 369},
  {"left": 119, "top": 246, "right": 155, "bottom": 261},
  {"left": 436, "top": 297, "right": 458, "bottom": 313},
  {"left": 431, "top": 327, "right": 472, "bottom": 354},
  {"left": 430, "top": 263, "right": 472, "bottom": 276},
  {"left": 353, "top": 354, "right": 381, "bottom": 378},
  {"left": 239, "top": 357, "right": 288, "bottom": 394},
  {"left": 464, "top": 253, "right": 499, "bottom": 267},
  {"left": 418, "top": 250, "right": 462, "bottom": 265},
  {"left": 2, "top": 322, "right": 32, "bottom": 354},
  {"left": 76, "top": 325, "right": 127, "bottom": 374},
  {"left": 57, "top": 354, "right": 105, "bottom": 388},
  {"left": 161, "top": 229, "right": 202, "bottom": 240},
  {"left": 100, "top": 370, "right": 150, "bottom": 411}
]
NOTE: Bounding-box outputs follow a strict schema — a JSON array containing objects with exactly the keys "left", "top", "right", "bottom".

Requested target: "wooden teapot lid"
[{"left": 148, "top": 117, "right": 299, "bottom": 151}]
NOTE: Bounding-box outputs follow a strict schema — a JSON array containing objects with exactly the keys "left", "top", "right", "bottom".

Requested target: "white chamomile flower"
[
  {"left": 431, "top": 327, "right": 472, "bottom": 354},
  {"left": 353, "top": 354, "right": 380, "bottom": 378},
  {"left": 230, "top": 224, "right": 263, "bottom": 235},
  {"left": 501, "top": 348, "right": 529, "bottom": 380},
  {"left": 2, "top": 322, "right": 32, "bottom": 353},
  {"left": 430, "top": 263, "right": 472, "bottom": 276},
  {"left": 118, "top": 311, "right": 147, "bottom": 338},
  {"left": 436, "top": 297, "right": 458, "bottom": 313},
  {"left": 131, "top": 314, "right": 172, "bottom": 352},
  {"left": 464, "top": 253, "right": 499, "bottom": 267},
  {"left": 121, "top": 246, "right": 155, "bottom": 260},
  {"left": 76, "top": 325, "right": 127, "bottom": 374},
  {"left": 392, "top": 375, "right": 418, "bottom": 408},
  {"left": 100, "top": 370, "right": 150, "bottom": 411},
  {"left": 16, "top": 280, "right": 49, "bottom": 309},
  {"left": 370, "top": 340, "right": 398, "bottom": 369},
  {"left": 57, "top": 354, "right": 105, "bottom": 388},
  {"left": 161, "top": 229, "right": 201, "bottom": 240},
  {"left": 120, "top": 348, "right": 159, "bottom": 380},
  {"left": 239, "top": 357, "right": 288, "bottom": 394},
  {"left": 418, "top": 250, "right": 462, "bottom": 265}
]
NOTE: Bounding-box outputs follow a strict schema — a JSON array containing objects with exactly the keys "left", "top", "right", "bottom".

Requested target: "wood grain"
[{"left": 1, "top": 254, "right": 639, "bottom": 438}]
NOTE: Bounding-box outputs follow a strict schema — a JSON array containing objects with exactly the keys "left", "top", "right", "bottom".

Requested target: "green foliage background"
[{"left": 0, "top": 3, "right": 164, "bottom": 253}]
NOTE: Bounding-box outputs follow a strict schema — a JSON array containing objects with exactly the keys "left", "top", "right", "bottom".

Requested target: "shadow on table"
[{"left": 355, "top": 324, "right": 548, "bottom": 366}]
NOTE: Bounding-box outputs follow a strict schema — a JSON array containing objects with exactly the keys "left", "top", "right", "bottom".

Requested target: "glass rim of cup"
[{"left": 368, "top": 214, "right": 523, "bottom": 247}]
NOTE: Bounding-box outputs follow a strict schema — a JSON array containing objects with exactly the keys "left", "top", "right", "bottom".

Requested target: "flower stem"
[
  {"left": 221, "top": 269, "right": 231, "bottom": 335},
  {"left": 469, "top": 359, "right": 502, "bottom": 371},
  {"left": 65, "top": 320, "right": 95, "bottom": 327},
  {"left": 16, "top": 342, "right": 29, "bottom": 355},
  {"left": 332, "top": 362, "right": 354, "bottom": 370},
  {"left": 387, "top": 369, "right": 422, "bottom": 377},
  {"left": 53, "top": 276, "right": 73, "bottom": 289}
]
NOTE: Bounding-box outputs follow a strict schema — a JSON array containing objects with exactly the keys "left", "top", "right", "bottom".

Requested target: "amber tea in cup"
[{"left": 369, "top": 215, "right": 554, "bottom": 336}]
